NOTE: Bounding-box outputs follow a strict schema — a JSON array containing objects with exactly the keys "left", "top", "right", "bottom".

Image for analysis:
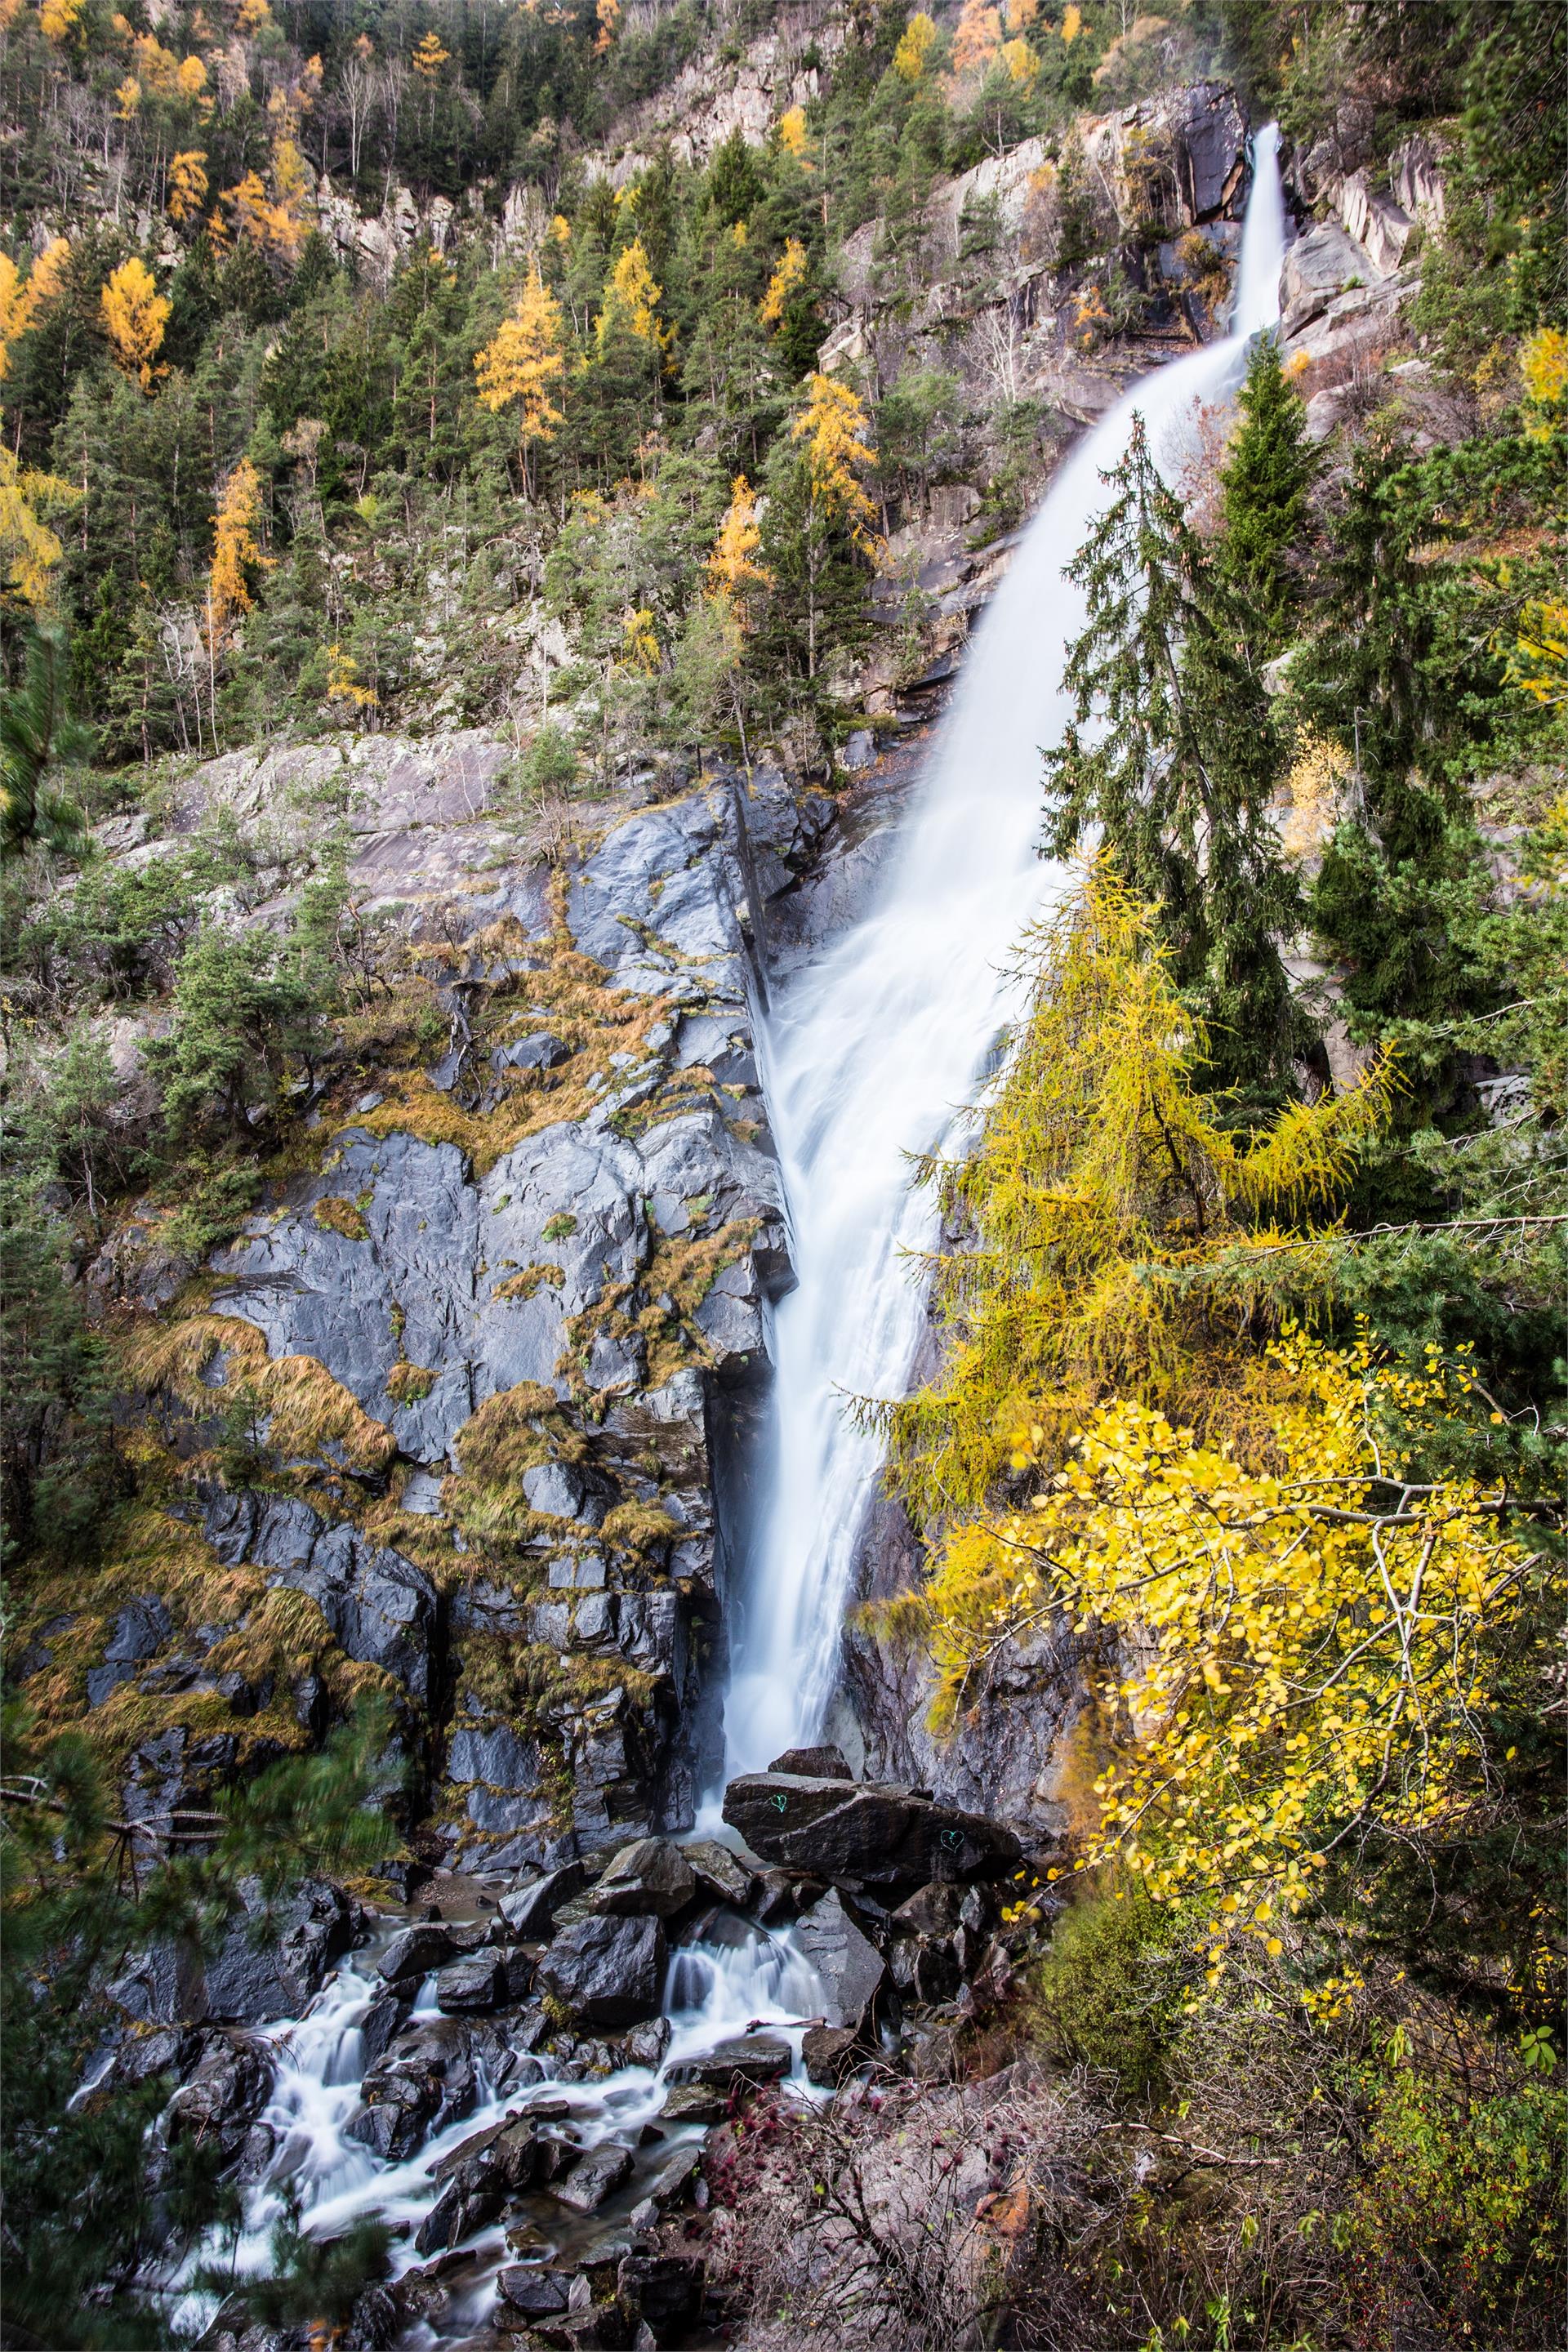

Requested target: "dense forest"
[{"left": 1, "top": 0, "right": 1564, "bottom": 2346}]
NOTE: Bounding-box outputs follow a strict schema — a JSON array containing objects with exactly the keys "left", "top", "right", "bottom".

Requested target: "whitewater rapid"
[{"left": 720, "top": 127, "right": 1287, "bottom": 1776}]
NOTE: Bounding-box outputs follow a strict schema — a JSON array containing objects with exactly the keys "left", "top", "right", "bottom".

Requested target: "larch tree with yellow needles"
[
  {"left": 760, "top": 370, "right": 880, "bottom": 679},
  {"left": 474, "top": 268, "right": 567, "bottom": 500},
  {"left": 99, "top": 256, "right": 170, "bottom": 390}
]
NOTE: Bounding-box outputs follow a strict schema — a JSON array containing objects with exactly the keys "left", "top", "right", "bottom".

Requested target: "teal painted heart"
[
  {"left": 770, "top": 1793, "right": 788, "bottom": 1813},
  {"left": 940, "top": 1827, "right": 963, "bottom": 1851}
]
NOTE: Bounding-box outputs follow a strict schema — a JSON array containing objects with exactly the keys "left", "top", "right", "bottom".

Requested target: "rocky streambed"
[{"left": 118, "top": 1753, "right": 1034, "bottom": 2351}]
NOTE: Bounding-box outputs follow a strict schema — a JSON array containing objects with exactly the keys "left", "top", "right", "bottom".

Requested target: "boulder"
[
  {"left": 551, "top": 2139, "right": 634, "bottom": 2213},
  {"left": 768, "top": 1744, "right": 853, "bottom": 1780},
  {"left": 413, "top": 2167, "right": 503, "bottom": 2256},
  {"left": 434, "top": 1955, "right": 506, "bottom": 2013},
  {"left": 666, "top": 2033, "right": 791, "bottom": 2090},
  {"left": 201, "top": 1878, "right": 357, "bottom": 2025},
  {"left": 722, "top": 1773, "right": 1019, "bottom": 1891},
  {"left": 617, "top": 2253, "right": 704, "bottom": 2345},
  {"left": 790, "top": 1890, "right": 886, "bottom": 2035},
  {"left": 801, "top": 2024, "right": 858, "bottom": 2087},
  {"left": 682, "top": 1839, "right": 755, "bottom": 1910},
  {"left": 659, "top": 2083, "right": 728, "bottom": 2124},
  {"left": 86, "top": 1594, "right": 175, "bottom": 1706},
  {"left": 588, "top": 1837, "right": 696, "bottom": 1920},
  {"left": 165, "top": 2034, "right": 274, "bottom": 2163},
  {"left": 344, "top": 2017, "right": 478, "bottom": 2163},
  {"left": 378, "top": 1922, "right": 457, "bottom": 1985},
  {"left": 497, "top": 2269, "right": 574, "bottom": 2317},
  {"left": 644, "top": 2142, "right": 702, "bottom": 2208},
  {"left": 537, "top": 1914, "right": 667, "bottom": 2028},
  {"left": 499, "top": 1860, "right": 589, "bottom": 1939},
  {"left": 1280, "top": 222, "right": 1368, "bottom": 329}
]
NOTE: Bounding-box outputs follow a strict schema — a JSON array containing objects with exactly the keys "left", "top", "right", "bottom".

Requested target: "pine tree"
[
  {"left": 0, "top": 626, "right": 90, "bottom": 859},
  {"left": 1045, "top": 414, "right": 1305, "bottom": 1098},
  {"left": 1215, "top": 331, "right": 1316, "bottom": 657}
]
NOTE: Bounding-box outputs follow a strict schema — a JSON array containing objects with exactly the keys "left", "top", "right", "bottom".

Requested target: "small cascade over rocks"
[{"left": 163, "top": 1748, "right": 1023, "bottom": 2350}]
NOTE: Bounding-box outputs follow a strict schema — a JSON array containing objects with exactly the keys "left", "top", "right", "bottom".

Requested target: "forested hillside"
[{"left": 1, "top": 0, "right": 1564, "bottom": 2347}]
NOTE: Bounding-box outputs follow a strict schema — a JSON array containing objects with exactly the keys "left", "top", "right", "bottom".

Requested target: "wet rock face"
[
  {"left": 108, "top": 763, "right": 824, "bottom": 1882},
  {"left": 722, "top": 1771, "right": 1021, "bottom": 1891}
]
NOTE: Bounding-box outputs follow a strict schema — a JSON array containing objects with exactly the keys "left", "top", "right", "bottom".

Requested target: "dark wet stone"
[
  {"left": 666, "top": 2033, "right": 791, "bottom": 2090},
  {"left": 587, "top": 1837, "right": 695, "bottom": 1921},
  {"left": 791, "top": 1889, "right": 886, "bottom": 2035},
  {"left": 768, "top": 1744, "right": 852, "bottom": 1780},
  {"left": 681, "top": 1840, "right": 755, "bottom": 1910},
  {"left": 164, "top": 2034, "right": 273, "bottom": 2164},
  {"left": 360, "top": 1993, "right": 412, "bottom": 2069},
  {"left": 537, "top": 1915, "right": 667, "bottom": 2029},
  {"left": 722, "top": 1772, "right": 1018, "bottom": 1891},
  {"left": 617, "top": 2253, "right": 704, "bottom": 2345},
  {"left": 496, "top": 2268, "right": 573, "bottom": 2315},
  {"left": 551, "top": 2139, "right": 634, "bottom": 2214},
  {"left": 378, "top": 1922, "right": 457, "bottom": 1984},
  {"left": 801, "top": 2024, "right": 859, "bottom": 2087},
  {"left": 658, "top": 2083, "right": 728, "bottom": 2124}
]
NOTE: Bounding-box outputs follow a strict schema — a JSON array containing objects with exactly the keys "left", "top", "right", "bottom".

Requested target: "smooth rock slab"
[
  {"left": 666, "top": 2033, "right": 791, "bottom": 2090},
  {"left": 722, "top": 1772, "right": 1019, "bottom": 1890},
  {"left": 682, "top": 1838, "right": 755, "bottom": 1910},
  {"left": 550, "top": 2139, "right": 634, "bottom": 2213},
  {"left": 537, "top": 1914, "right": 667, "bottom": 2028},
  {"left": 587, "top": 1836, "right": 696, "bottom": 1920},
  {"left": 790, "top": 1889, "right": 886, "bottom": 2035}
]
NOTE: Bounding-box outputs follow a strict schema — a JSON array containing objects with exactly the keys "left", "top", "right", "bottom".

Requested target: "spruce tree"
[
  {"left": 1045, "top": 414, "right": 1305, "bottom": 1099},
  {"left": 1215, "top": 331, "right": 1316, "bottom": 657}
]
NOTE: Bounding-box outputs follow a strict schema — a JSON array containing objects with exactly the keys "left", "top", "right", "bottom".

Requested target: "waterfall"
[{"left": 721, "top": 127, "right": 1287, "bottom": 1779}]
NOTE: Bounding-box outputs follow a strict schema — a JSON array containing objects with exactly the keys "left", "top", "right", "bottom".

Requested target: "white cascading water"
[
  {"left": 722, "top": 127, "right": 1286, "bottom": 1776},
  {"left": 167, "top": 138, "right": 1285, "bottom": 2337}
]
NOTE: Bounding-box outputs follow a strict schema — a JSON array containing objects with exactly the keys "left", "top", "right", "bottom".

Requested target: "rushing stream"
[
  {"left": 721, "top": 122, "right": 1287, "bottom": 1779},
  {"left": 172, "top": 130, "right": 1285, "bottom": 2345}
]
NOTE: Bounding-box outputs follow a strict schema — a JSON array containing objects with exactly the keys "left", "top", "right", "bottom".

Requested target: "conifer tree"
[
  {"left": 1045, "top": 413, "right": 1304, "bottom": 1098},
  {"left": 1215, "top": 330, "right": 1316, "bottom": 657},
  {"left": 474, "top": 265, "right": 567, "bottom": 499}
]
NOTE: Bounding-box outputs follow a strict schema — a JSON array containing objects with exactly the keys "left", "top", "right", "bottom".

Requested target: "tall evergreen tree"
[
  {"left": 1044, "top": 414, "right": 1304, "bottom": 1098},
  {"left": 1215, "top": 330, "right": 1316, "bottom": 657}
]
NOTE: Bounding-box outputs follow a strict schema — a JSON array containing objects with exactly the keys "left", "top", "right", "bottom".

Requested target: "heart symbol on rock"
[
  {"left": 771, "top": 1793, "right": 788, "bottom": 1813},
  {"left": 940, "top": 1827, "right": 963, "bottom": 1851}
]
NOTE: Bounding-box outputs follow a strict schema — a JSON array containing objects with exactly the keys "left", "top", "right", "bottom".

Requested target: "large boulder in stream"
[
  {"left": 537, "top": 1913, "right": 668, "bottom": 2027},
  {"left": 586, "top": 1835, "right": 696, "bottom": 1919},
  {"left": 722, "top": 1771, "right": 1019, "bottom": 1891},
  {"left": 791, "top": 1889, "right": 888, "bottom": 2034}
]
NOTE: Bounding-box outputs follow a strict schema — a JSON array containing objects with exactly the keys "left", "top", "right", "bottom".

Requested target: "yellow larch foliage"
[
  {"left": 882, "top": 861, "right": 1394, "bottom": 1531},
  {"left": 549, "top": 213, "right": 572, "bottom": 247},
  {"left": 269, "top": 136, "right": 310, "bottom": 256},
  {"left": 1505, "top": 598, "right": 1568, "bottom": 706},
  {"left": 777, "top": 105, "right": 810, "bottom": 164},
  {"left": 893, "top": 11, "right": 937, "bottom": 81},
  {"left": 1520, "top": 324, "right": 1567, "bottom": 411},
  {"left": 621, "top": 605, "right": 658, "bottom": 671},
  {"left": 595, "top": 237, "right": 669, "bottom": 357},
  {"left": 951, "top": 0, "right": 1001, "bottom": 77},
  {"left": 326, "top": 644, "right": 376, "bottom": 707},
  {"left": 100, "top": 256, "right": 171, "bottom": 391},
  {"left": 474, "top": 269, "right": 566, "bottom": 492},
  {"left": 1280, "top": 724, "right": 1350, "bottom": 859},
  {"left": 38, "top": 0, "right": 82, "bottom": 45},
  {"left": 0, "top": 442, "right": 78, "bottom": 608},
  {"left": 412, "top": 29, "right": 448, "bottom": 79},
  {"left": 176, "top": 51, "right": 208, "bottom": 97},
  {"left": 1005, "top": 0, "right": 1039, "bottom": 24},
  {"left": 759, "top": 236, "right": 808, "bottom": 328},
  {"left": 0, "top": 238, "right": 69, "bottom": 380},
  {"left": 167, "top": 149, "right": 210, "bottom": 223},
  {"left": 1061, "top": 2, "right": 1082, "bottom": 38},
  {"left": 790, "top": 372, "right": 879, "bottom": 546},
  {"left": 131, "top": 29, "right": 178, "bottom": 90},
  {"left": 594, "top": 0, "right": 619, "bottom": 53},
  {"left": 706, "top": 474, "right": 771, "bottom": 614},
  {"left": 999, "top": 33, "right": 1038, "bottom": 84},
  {"left": 923, "top": 1330, "right": 1539, "bottom": 1972},
  {"left": 114, "top": 74, "right": 140, "bottom": 116},
  {"left": 236, "top": 0, "right": 270, "bottom": 30},
  {"left": 207, "top": 457, "right": 263, "bottom": 644}
]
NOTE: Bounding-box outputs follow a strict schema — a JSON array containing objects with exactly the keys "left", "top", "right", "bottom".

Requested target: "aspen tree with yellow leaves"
[
  {"left": 99, "top": 256, "right": 170, "bottom": 390},
  {"left": 474, "top": 268, "right": 567, "bottom": 499}
]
